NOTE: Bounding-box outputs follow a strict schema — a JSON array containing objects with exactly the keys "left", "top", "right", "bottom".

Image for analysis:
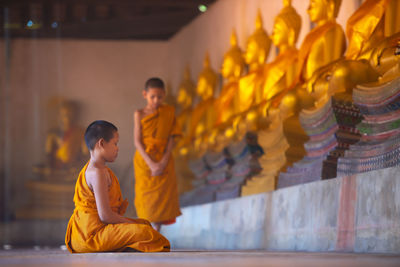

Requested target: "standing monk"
[{"left": 133, "top": 77, "right": 182, "bottom": 232}]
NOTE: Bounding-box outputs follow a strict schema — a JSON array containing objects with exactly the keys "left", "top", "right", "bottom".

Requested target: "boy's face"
[
  {"left": 101, "top": 131, "right": 119, "bottom": 162},
  {"left": 143, "top": 87, "right": 165, "bottom": 109}
]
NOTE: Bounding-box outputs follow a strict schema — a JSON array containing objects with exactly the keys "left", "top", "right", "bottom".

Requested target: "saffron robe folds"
[
  {"left": 65, "top": 162, "right": 170, "bottom": 253},
  {"left": 134, "top": 104, "right": 182, "bottom": 223}
]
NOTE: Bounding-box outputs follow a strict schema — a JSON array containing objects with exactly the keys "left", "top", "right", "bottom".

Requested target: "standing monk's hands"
[{"left": 148, "top": 159, "right": 168, "bottom": 177}]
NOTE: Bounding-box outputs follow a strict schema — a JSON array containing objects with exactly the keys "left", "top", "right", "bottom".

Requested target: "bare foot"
[{"left": 151, "top": 222, "right": 161, "bottom": 232}]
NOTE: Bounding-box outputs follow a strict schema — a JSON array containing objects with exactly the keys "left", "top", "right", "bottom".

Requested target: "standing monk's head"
[
  {"left": 143, "top": 77, "right": 166, "bottom": 110},
  {"left": 84, "top": 120, "right": 119, "bottom": 162}
]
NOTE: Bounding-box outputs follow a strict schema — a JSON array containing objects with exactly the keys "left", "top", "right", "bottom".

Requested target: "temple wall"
[{"left": 162, "top": 166, "right": 400, "bottom": 253}]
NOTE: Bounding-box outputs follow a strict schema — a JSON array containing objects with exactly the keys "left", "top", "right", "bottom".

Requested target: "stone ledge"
[{"left": 162, "top": 166, "right": 400, "bottom": 254}]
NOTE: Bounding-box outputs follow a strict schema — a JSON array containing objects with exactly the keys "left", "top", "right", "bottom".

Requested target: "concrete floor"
[{"left": 0, "top": 249, "right": 400, "bottom": 267}]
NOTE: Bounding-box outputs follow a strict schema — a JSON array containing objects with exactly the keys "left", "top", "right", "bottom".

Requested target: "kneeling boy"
[{"left": 65, "top": 120, "right": 170, "bottom": 253}]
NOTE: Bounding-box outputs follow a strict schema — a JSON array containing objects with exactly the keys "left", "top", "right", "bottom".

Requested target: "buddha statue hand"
[{"left": 370, "top": 33, "right": 400, "bottom": 71}]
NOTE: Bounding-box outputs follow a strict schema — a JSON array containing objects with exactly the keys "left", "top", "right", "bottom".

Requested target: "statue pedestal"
[
  {"left": 16, "top": 168, "right": 79, "bottom": 220},
  {"left": 337, "top": 77, "right": 400, "bottom": 175},
  {"left": 241, "top": 121, "right": 289, "bottom": 196},
  {"left": 278, "top": 95, "right": 363, "bottom": 189}
]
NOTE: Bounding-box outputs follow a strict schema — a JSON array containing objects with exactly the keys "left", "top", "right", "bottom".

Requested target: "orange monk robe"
[
  {"left": 65, "top": 162, "right": 170, "bottom": 253},
  {"left": 134, "top": 104, "right": 182, "bottom": 223}
]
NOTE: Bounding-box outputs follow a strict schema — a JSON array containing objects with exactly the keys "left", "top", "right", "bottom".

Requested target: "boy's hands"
[{"left": 148, "top": 159, "right": 168, "bottom": 176}]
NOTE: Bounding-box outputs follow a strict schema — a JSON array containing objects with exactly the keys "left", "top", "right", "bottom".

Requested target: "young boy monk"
[
  {"left": 65, "top": 120, "right": 170, "bottom": 253},
  {"left": 134, "top": 77, "right": 182, "bottom": 232}
]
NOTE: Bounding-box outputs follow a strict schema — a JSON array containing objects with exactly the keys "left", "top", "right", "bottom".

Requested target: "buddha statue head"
[
  {"left": 307, "top": 0, "right": 341, "bottom": 25},
  {"left": 272, "top": 0, "right": 302, "bottom": 50},
  {"left": 59, "top": 101, "right": 78, "bottom": 131},
  {"left": 221, "top": 30, "right": 245, "bottom": 82},
  {"left": 196, "top": 53, "right": 218, "bottom": 101},
  {"left": 244, "top": 10, "right": 272, "bottom": 70},
  {"left": 177, "top": 66, "right": 196, "bottom": 110}
]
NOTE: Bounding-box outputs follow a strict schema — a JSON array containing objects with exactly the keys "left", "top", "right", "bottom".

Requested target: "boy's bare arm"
[
  {"left": 89, "top": 169, "right": 131, "bottom": 224},
  {"left": 133, "top": 111, "right": 159, "bottom": 174}
]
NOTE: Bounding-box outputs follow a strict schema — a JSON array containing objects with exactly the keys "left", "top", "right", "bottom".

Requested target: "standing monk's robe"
[
  {"left": 65, "top": 162, "right": 170, "bottom": 253},
  {"left": 134, "top": 104, "right": 182, "bottom": 224}
]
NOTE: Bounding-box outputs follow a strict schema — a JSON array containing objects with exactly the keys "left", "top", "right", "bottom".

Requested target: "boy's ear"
[
  {"left": 97, "top": 138, "right": 105, "bottom": 149},
  {"left": 142, "top": 90, "right": 147, "bottom": 98}
]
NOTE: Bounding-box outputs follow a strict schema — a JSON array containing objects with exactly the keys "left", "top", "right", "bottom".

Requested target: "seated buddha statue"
[
  {"left": 34, "top": 100, "right": 88, "bottom": 179},
  {"left": 268, "top": 0, "right": 346, "bottom": 166},
  {"left": 263, "top": 0, "right": 301, "bottom": 102},
  {"left": 174, "top": 66, "right": 197, "bottom": 194},
  {"left": 188, "top": 53, "right": 218, "bottom": 157},
  {"left": 234, "top": 10, "right": 272, "bottom": 138},
  {"left": 252, "top": 0, "right": 302, "bottom": 126},
  {"left": 240, "top": 0, "right": 302, "bottom": 195},
  {"left": 318, "top": 0, "right": 400, "bottom": 101},
  {"left": 208, "top": 30, "right": 245, "bottom": 152},
  {"left": 19, "top": 100, "right": 88, "bottom": 219},
  {"left": 175, "top": 66, "right": 196, "bottom": 154}
]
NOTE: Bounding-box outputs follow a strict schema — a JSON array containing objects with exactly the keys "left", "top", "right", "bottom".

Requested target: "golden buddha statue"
[
  {"left": 299, "top": 0, "right": 345, "bottom": 83},
  {"left": 176, "top": 65, "right": 196, "bottom": 149},
  {"left": 241, "top": 0, "right": 301, "bottom": 196},
  {"left": 323, "top": 0, "right": 400, "bottom": 100},
  {"left": 238, "top": 10, "right": 272, "bottom": 115},
  {"left": 37, "top": 100, "right": 87, "bottom": 176},
  {"left": 346, "top": 0, "right": 392, "bottom": 61},
  {"left": 18, "top": 100, "right": 88, "bottom": 219},
  {"left": 263, "top": 0, "right": 301, "bottom": 102},
  {"left": 164, "top": 82, "right": 178, "bottom": 108},
  {"left": 174, "top": 66, "right": 197, "bottom": 194},
  {"left": 230, "top": 10, "right": 272, "bottom": 141},
  {"left": 264, "top": 0, "right": 345, "bottom": 172},
  {"left": 189, "top": 53, "right": 218, "bottom": 157},
  {"left": 208, "top": 30, "right": 245, "bottom": 152}
]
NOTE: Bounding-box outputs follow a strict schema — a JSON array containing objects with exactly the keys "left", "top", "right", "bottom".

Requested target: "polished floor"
[{"left": 0, "top": 248, "right": 399, "bottom": 267}]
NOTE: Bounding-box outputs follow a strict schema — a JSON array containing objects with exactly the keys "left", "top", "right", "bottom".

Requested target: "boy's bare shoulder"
[{"left": 85, "top": 165, "right": 107, "bottom": 188}]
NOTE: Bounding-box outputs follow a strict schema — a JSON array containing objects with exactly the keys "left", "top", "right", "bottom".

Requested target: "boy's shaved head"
[
  {"left": 145, "top": 77, "right": 165, "bottom": 91},
  {"left": 85, "top": 120, "right": 118, "bottom": 150}
]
